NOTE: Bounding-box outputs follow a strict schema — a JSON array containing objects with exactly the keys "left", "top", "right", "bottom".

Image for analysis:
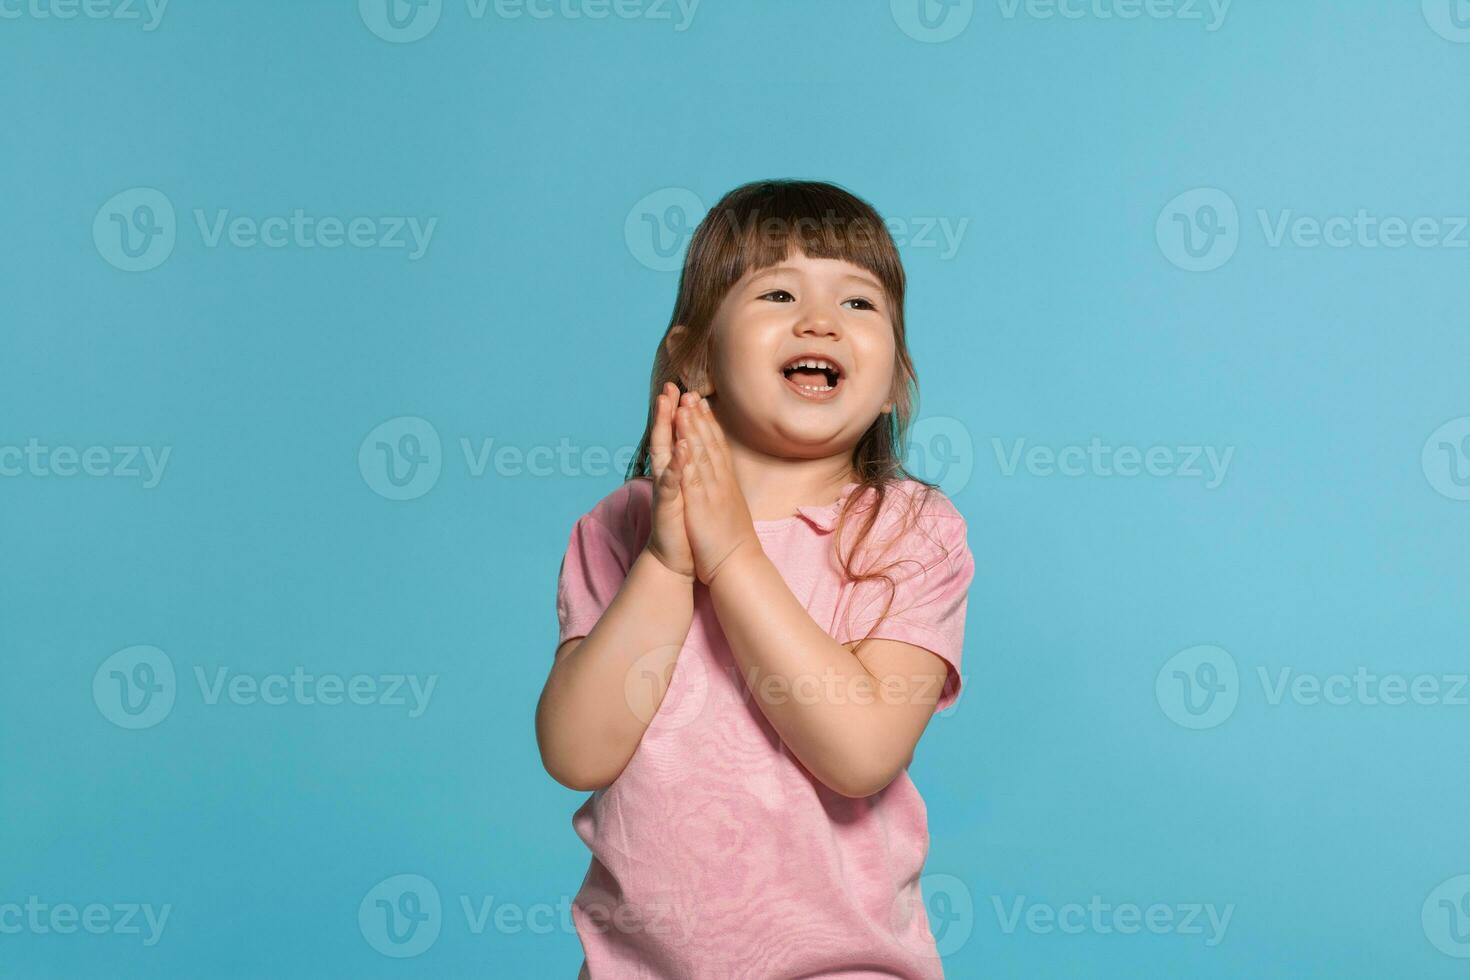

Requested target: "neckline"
[{"left": 752, "top": 481, "right": 863, "bottom": 533}]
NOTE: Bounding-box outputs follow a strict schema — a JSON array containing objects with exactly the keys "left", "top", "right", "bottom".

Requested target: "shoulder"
[
  {"left": 897, "top": 478, "right": 965, "bottom": 521},
  {"left": 571, "top": 478, "right": 654, "bottom": 559},
  {"left": 865, "top": 478, "right": 967, "bottom": 534},
  {"left": 844, "top": 478, "right": 969, "bottom": 567}
]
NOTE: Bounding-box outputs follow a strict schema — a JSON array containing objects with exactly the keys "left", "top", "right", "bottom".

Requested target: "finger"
[
  {"left": 688, "top": 395, "right": 730, "bottom": 479},
  {"left": 649, "top": 383, "right": 673, "bottom": 475},
  {"left": 678, "top": 438, "right": 701, "bottom": 490},
  {"left": 674, "top": 400, "right": 697, "bottom": 448},
  {"left": 697, "top": 396, "right": 730, "bottom": 454},
  {"left": 677, "top": 408, "right": 709, "bottom": 483},
  {"left": 681, "top": 405, "right": 715, "bottom": 485},
  {"left": 660, "top": 436, "right": 684, "bottom": 497}
]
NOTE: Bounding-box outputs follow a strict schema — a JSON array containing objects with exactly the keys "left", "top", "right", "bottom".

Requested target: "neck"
[{"left": 724, "top": 442, "right": 858, "bottom": 523}]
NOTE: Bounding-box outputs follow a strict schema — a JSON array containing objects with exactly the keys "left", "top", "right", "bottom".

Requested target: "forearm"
[
  {"left": 536, "top": 548, "right": 695, "bottom": 790},
  {"left": 706, "top": 544, "right": 907, "bottom": 798}
]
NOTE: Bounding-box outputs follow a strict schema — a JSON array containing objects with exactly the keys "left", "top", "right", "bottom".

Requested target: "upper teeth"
[{"left": 787, "top": 358, "right": 838, "bottom": 374}]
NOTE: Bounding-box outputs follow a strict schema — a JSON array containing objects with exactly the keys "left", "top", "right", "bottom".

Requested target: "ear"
[{"left": 664, "top": 323, "right": 715, "bottom": 397}]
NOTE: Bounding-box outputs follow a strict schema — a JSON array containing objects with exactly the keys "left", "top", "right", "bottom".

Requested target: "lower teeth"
[{"left": 782, "top": 370, "right": 838, "bottom": 393}]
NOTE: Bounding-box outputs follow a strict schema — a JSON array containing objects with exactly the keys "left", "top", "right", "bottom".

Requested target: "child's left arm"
[{"left": 674, "top": 396, "right": 971, "bottom": 799}]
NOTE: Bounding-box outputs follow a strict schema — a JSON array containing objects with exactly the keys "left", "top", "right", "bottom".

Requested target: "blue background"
[{"left": 3, "top": 0, "right": 1469, "bottom": 976}]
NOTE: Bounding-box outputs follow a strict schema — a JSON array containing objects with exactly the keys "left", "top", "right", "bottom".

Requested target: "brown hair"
[{"left": 625, "top": 179, "right": 949, "bottom": 654}]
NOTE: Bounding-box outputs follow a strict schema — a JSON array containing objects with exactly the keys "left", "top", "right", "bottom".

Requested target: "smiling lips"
[{"left": 779, "top": 355, "right": 845, "bottom": 401}]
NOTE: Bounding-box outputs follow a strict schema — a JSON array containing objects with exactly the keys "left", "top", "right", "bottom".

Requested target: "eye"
[
  {"left": 844, "top": 297, "right": 878, "bottom": 311},
  {"left": 759, "top": 289, "right": 795, "bottom": 302}
]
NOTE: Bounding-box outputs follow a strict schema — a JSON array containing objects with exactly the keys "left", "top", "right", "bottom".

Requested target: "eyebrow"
[{"left": 749, "top": 266, "right": 883, "bottom": 293}]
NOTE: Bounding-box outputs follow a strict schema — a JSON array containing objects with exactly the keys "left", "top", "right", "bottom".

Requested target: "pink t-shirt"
[{"left": 554, "top": 476, "right": 975, "bottom": 979}]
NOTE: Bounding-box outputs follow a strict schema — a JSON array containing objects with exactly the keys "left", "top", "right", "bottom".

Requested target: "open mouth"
[{"left": 779, "top": 356, "right": 844, "bottom": 398}]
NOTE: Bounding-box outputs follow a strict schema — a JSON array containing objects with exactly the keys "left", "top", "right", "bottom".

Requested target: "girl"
[{"left": 536, "top": 179, "right": 975, "bottom": 979}]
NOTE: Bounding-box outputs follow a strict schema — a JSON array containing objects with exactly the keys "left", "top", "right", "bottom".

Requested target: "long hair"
[{"left": 625, "top": 178, "right": 947, "bottom": 652}]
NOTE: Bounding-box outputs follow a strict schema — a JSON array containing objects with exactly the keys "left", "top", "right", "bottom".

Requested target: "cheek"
[
  {"left": 705, "top": 337, "right": 765, "bottom": 397},
  {"left": 714, "top": 322, "right": 781, "bottom": 387},
  {"left": 858, "top": 337, "right": 897, "bottom": 392}
]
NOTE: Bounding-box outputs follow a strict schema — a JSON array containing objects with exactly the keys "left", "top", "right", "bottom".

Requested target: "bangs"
[{"left": 699, "top": 181, "right": 905, "bottom": 309}]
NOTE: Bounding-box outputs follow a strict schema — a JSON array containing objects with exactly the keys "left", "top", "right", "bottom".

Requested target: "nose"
[{"left": 794, "top": 306, "right": 841, "bottom": 342}]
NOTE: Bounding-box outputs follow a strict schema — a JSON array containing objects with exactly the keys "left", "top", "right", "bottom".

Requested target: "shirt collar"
[{"left": 794, "top": 481, "right": 863, "bottom": 533}]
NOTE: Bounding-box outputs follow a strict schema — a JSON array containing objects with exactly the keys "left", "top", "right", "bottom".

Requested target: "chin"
[{"left": 769, "top": 419, "right": 856, "bottom": 448}]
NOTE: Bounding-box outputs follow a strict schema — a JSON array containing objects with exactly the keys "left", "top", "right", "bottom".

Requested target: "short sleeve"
[
  {"left": 836, "top": 513, "right": 975, "bottom": 713},
  {"left": 555, "top": 514, "right": 634, "bottom": 649}
]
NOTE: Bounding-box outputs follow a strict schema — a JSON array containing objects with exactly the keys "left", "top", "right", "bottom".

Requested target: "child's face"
[{"left": 702, "top": 249, "right": 896, "bottom": 458}]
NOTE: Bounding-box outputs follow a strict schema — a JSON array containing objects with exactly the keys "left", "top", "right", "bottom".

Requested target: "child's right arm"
[
  {"left": 535, "top": 383, "right": 699, "bottom": 791},
  {"left": 535, "top": 549, "right": 694, "bottom": 791}
]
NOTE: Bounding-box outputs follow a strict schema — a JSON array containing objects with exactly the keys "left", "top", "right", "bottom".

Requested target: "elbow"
[
  {"left": 535, "top": 714, "right": 619, "bottom": 792},
  {"left": 537, "top": 732, "right": 617, "bottom": 791},
  {"left": 544, "top": 761, "right": 614, "bottom": 793},
  {"left": 535, "top": 719, "right": 612, "bottom": 794},
  {"left": 822, "top": 763, "right": 900, "bottom": 800},
  {"left": 537, "top": 739, "right": 617, "bottom": 793}
]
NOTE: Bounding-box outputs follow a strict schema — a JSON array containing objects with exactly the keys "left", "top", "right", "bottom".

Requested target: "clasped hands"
[{"left": 644, "top": 381, "right": 763, "bottom": 586}]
